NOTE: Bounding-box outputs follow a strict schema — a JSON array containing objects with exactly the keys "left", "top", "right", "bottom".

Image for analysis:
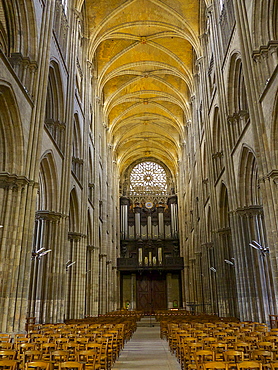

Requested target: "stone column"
[
  {"left": 67, "top": 232, "right": 86, "bottom": 319},
  {"left": 99, "top": 253, "right": 107, "bottom": 314},
  {"left": 131, "top": 273, "right": 137, "bottom": 310}
]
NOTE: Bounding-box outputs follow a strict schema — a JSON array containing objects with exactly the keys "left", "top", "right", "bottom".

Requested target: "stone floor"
[{"left": 112, "top": 320, "right": 181, "bottom": 369}]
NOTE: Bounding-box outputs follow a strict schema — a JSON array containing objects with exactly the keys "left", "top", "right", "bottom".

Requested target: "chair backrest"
[
  {"left": 76, "top": 350, "right": 96, "bottom": 365},
  {"left": 0, "top": 359, "right": 17, "bottom": 370},
  {"left": 58, "top": 361, "right": 84, "bottom": 370},
  {"left": 41, "top": 343, "right": 56, "bottom": 353},
  {"left": 50, "top": 350, "right": 70, "bottom": 362},
  {"left": 257, "top": 341, "right": 274, "bottom": 350},
  {"left": 237, "top": 361, "right": 263, "bottom": 370},
  {"left": 0, "top": 336, "right": 11, "bottom": 343},
  {"left": 25, "top": 361, "right": 52, "bottom": 370},
  {"left": 224, "top": 350, "right": 244, "bottom": 362},
  {"left": 251, "top": 350, "right": 273, "bottom": 362},
  {"left": 23, "top": 350, "right": 42, "bottom": 362},
  {"left": 194, "top": 350, "right": 215, "bottom": 363},
  {"left": 203, "top": 361, "right": 228, "bottom": 370},
  {"left": 0, "top": 351, "right": 16, "bottom": 360},
  {"left": 19, "top": 343, "right": 36, "bottom": 354},
  {"left": 0, "top": 344, "right": 13, "bottom": 351}
]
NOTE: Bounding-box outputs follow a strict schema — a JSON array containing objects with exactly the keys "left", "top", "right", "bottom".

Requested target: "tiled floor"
[{"left": 112, "top": 324, "right": 181, "bottom": 369}]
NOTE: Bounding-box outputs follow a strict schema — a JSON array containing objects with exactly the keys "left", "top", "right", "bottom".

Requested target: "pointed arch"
[
  {"left": 87, "top": 210, "right": 93, "bottom": 246},
  {"left": 207, "top": 206, "right": 212, "bottom": 243},
  {"left": 38, "top": 151, "right": 59, "bottom": 212},
  {"left": 0, "top": 0, "right": 37, "bottom": 58},
  {"left": 69, "top": 188, "right": 80, "bottom": 232},
  {"left": 45, "top": 60, "right": 66, "bottom": 153},
  {"left": 219, "top": 183, "right": 230, "bottom": 229},
  {"left": 0, "top": 82, "right": 24, "bottom": 173},
  {"left": 252, "top": 0, "right": 278, "bottom": 48},
  {"left": 211, "top": 107, "right": 224, "bottom": 181},
  {"left": 226, "top": 53, "right": 250, "bottom": 149},
  {"left": 238, "top": 146, "right": 260, "bottom": 207},
  {"left": 227, "top": 53, "right": 249, "bottom": 115},
  {"left": 71, "top": 114, "right": 83, "bottom": 183},
  {"left": 271, "top": 91, "right": 278, "bottom": 166}
]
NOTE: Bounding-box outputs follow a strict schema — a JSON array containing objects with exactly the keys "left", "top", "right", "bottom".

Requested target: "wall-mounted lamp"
[
  {"left": 32, "top": 248, "right": 52, "bottom": 259},
  {"left": 249, "top": 240, "right": 269, "bottom": 256},
  {"left": 66, "top": 261, "right": 76, "bottom": 271},
  {"left": 224, "top": 259, "right": 234, "bottom": 265}
]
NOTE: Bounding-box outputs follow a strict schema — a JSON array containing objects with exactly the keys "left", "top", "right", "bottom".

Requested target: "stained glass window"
[{"left": 129, "top": 161, "right": 168, "bottom": 196}]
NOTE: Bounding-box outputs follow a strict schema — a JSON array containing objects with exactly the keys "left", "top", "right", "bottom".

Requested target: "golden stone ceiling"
[{"left": 83, "top": 0, "right": 200, "bottom": 175}]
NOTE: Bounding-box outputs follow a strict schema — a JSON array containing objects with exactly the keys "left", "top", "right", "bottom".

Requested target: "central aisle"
[{"left": 112, "top": 323, "right": 181, "bottom": 369}]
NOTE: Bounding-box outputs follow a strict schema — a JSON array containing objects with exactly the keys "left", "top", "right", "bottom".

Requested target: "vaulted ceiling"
[{"left": 84, "top": 0, "right": 201, "bottom": 175}]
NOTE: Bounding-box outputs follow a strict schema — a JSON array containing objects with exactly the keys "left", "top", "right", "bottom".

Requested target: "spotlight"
[{"left": 224, "top": 259, "right": 234, "bottom": 265}]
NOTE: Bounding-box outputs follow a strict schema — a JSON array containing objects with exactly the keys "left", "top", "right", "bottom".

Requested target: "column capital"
[
  {"left": 68, "top": 232, "right": 83, "bottom": 241},
  {"left": 36, "top": 211, "right": 62, "bottom": 221}
]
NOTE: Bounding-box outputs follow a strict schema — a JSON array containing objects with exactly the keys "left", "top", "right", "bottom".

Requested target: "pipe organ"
[{"left": 120, "top": 195, "right": 178, "bottom": 241}]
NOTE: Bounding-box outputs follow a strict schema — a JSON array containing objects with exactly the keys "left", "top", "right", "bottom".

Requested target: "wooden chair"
[
  {"left": 256, "top": 342, "right": 275, "bottom": 351},
  {"left": 75, "top": 339, "right": 89, "bottom": 351},
  {"left": 21, "top": 350, "right": 42, "bottom": 370},
  {"left": 40, "top": 344, "right": 56, "bottom": 361},
  {"left": 224, "top": 350, "right": 245, "bottom": 363},
  {"left": 0, "top": 360, "right": 17, "bottom": 370},
  {"left": 62, "top": 343, "right": 79, "bottom": 361},
  {"left": 25, "top": 361, "right": 52, "bottom": 370},
  {"left": 203, "top": 362, "right": 229, "bottom": 370},
  {"left": 76, "top": 350, "right": 96, "bottom": 370},
  {"left": 270, "top": 363, "right": 278, "bottom": 370},
  {"left": 0, "top": 336, "right": 11, "bottom": 343},
  {"left": 53, "top": 339, "right": 68, "bottom": 351},
  {"left": 85, "top": 343, "right": 102, "bottom": 369},
  {"left": 237, "top": 361, "right": 263, "bottom": 370},
  {"left": 251, "top": 350, "right": 273, "bottom": 363},
  {"left": 18, "top": 344, "right": 36, "bottom": 362},
  {"left": 211, "top": 343, "right": 228, "bottom": 360},
  {"left": 32, "top": 339, "right": 50, "bottom": 351},
  {"left": 50, "top": 350, "right": 70, "bottom": 370},
  {"left": 15, "top": 339, "right": 30, "bottom": 351},
  {"left": 202, "top": 338, "right": 218, "bottom": 349},
  {"left": 0, "top": 345, "right": 13, "bottom": 351},
  {"left": 50, "top": 351, "right": 70, "bottom": 363},
  {"left": 233, "top": 343, "right": 251, "bottom": 359},
  {"left": 192, "top": 350, "right": 215, "bottom": 370},
  {"left": 0, "top": 351, "right": 17, "bottom": 360},
  {"left": 58, "top": 362, "right": 84, "bottom": 370}
]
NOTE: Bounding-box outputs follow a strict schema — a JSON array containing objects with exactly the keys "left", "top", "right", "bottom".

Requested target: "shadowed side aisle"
[{"left": 112, "top": 325, "right": 181, "bottom": 370}]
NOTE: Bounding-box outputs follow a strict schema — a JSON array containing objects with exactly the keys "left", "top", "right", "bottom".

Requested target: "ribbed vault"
[{"left": 82, "top": 0, "right": 200, "bottom": 175}]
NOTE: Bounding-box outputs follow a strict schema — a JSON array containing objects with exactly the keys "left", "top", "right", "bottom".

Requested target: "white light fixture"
[
  {"left": 39, "top": 249, "right": 51, "bottom": 257},
  {"left": 249, "top": 240, "right": 269, "bottom": 256},
  {"left": 0, "top": 225, "right": 3, "bottom": 228},
  {"left": 224, "top": 259, "right": 234, "bottom": 265},
  {"left": 66, "top": 261, "right": 76, "bottom": 271}
]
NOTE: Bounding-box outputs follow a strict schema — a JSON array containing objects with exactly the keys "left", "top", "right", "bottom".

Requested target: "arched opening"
[
  {"left": 118, "top": 160, "right": 183, "bottom": 314},
  {"left": 236, "top": 147, "right": 276, "bottom": 322},
  {"left": 45, "top": 61, "right": 66, "bottom": 153},
  {"left": 28, "top": 152, "right": 59, "bottom": 323}
]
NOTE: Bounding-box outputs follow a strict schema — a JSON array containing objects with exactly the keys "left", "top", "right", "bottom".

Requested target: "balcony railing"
[{"left": 117, "top": 256, "right": 184, "bottom": 271}]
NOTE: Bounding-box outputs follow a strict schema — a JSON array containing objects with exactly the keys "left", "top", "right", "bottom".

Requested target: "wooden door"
[{"left": 136, "top": 272, "right": 166, "bottom": 313}]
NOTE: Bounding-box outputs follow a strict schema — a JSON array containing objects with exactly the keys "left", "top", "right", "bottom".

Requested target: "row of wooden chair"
[
  {"left": 0, "top": 314, "right": 139, "bottom": 370},
  {"left": 160, "top": 316, "right": 278, "bottom": 370}
]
